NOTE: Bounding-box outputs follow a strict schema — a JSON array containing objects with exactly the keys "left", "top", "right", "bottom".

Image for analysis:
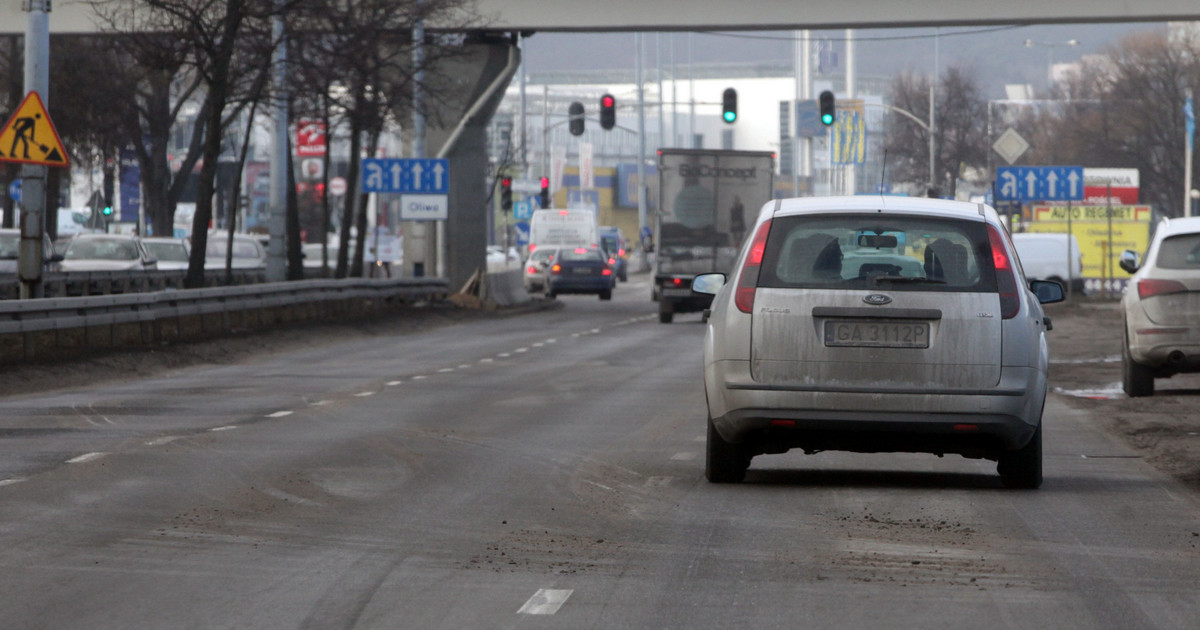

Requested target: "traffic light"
[
  {"left": 539, "top": 176, "right": 550, "bottom": 208},
  {"left": 819, "top": 90, "right": 836, "bottom": 126},
  {"left": 568, "top": 101, "right": 585, "bottom": 136},
  {"left": 101, "top": 205, "right": 113, "bottom": 217},
  {"left": 500, "top": 177, "right": 512, "bottom": 212},
  {"left": 722, "top": 88, "right": 737, "bottom": 124},
  {"left": 600, "top": 94, "right": 616, "bottom": 130}
]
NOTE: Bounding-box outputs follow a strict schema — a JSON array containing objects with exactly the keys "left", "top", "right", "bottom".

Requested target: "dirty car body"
[{"left": 696, "top": 196, "right": 1063, "bottom": 487}]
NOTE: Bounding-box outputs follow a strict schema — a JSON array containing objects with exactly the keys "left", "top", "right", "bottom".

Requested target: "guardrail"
[
  {"left": 0, "top": 268, "right": 269, "bottom": 300},
  {"left": 0, "top": 277, "right": 448, "bottom": 364}
]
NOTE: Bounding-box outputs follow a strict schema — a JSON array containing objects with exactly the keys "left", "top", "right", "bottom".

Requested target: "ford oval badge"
[{"left": 863, "top": 294, "right": 892, "bottom": 306}]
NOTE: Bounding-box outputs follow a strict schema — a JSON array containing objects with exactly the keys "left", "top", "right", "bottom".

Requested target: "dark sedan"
[{"left": 545, "top": 246, "right": 615, "bottom": 301}]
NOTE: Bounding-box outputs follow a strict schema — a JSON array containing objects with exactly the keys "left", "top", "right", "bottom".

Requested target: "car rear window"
[
  {"left": 559, "top": 248, "right": 604, "bottom": 262},
  {"left": 1154, "top": 233, "right": 1200, "bottom": 269},
  {"left": 756, "top": 213, "right": 997, "bottom": 292}
]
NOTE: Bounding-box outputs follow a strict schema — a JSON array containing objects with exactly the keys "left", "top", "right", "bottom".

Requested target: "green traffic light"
[
  {"left": 102, "top": 206, "right": 113, "bottom": 216},
  {"left": 821, "top": 113, "right": 834, "bottom": 125},
  {"left": 723, "top": 111, "right": 737, "bottom": 123}
]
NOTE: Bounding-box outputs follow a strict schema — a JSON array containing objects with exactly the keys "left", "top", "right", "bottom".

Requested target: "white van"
[
  {"left": 1012, "top": 232, "right": 1085, "bottom": 294},
  {"left": 528, "top": 209, "right": 598, "bottom": 254}
]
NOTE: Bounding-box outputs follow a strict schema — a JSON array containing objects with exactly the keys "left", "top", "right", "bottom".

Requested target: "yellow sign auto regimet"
[{"left": 0, "top": 91, "right": 68, "bottom": 167}]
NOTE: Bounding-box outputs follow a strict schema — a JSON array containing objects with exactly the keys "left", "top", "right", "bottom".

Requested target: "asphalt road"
[{"left": 1, "top": 275, "right": 1199, "bottom": 629}]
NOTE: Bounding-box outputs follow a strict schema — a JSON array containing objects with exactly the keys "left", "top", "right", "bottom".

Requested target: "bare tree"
[
  {"left": 1033, "top": 31, "right": 1200, "bottom": 216},
  {"left": 884, "top": 67, "right": 988, "bottom": 196},
  {"left": 287, "top": 0, "right": 479, "bottom": 278}
]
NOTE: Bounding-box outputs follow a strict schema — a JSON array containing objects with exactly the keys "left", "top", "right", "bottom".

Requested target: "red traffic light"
[
  {"left": 602, "top": 95, "right": 614, "bottom": 107},
  {"left": 501, "top": 178, "right": 512, "bottom": 187},
  {"left": 540, "top": 177, "right": 549, "bottom": 187}
]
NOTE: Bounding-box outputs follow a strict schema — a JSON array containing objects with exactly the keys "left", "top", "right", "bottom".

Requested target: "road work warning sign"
[{"left": 0, "top": 91, "right": 68, "bottom": 167}]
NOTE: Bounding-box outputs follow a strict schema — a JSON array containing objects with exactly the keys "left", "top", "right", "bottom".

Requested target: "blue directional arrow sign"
[
  {"left": 996, "top": 166, "right": 1083, "bottom": 202},
  {"left": 361, "top": 158, "right": 450, "bottom": 194}
]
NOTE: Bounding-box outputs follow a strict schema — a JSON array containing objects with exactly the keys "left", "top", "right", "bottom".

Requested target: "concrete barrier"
[
  {"left": 0, "top": 278, "right": 447, "bottom": 364},
  {"left": 483, "top": 269, "right": 531, "bottom": 307}
]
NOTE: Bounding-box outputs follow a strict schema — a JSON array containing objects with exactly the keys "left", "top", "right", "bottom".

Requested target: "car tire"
[
  {"left": 706, "top": 418, "right": 749, "bottom": 483},
  {"left": 545, "top": 291, "right": 557, "bottom": 300},
  {"left": 1122, "top": 329, "right": 1155, "bottom": 397},
  {"left": 599, "top": 290, "right": 612, "bottom": 301},
  {"left": 998, "top": 423, "right": 1042, "bottom": 489},
  {"left": 658, "top": 310, "right": 673, "bottom": 323}
]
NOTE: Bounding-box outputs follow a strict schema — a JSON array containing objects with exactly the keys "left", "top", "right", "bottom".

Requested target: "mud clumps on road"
[{"left": 1044, "top": 298, "right": 1200, "bottom": 490}]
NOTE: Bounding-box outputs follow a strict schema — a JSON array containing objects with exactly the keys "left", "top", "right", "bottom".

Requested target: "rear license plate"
[
  {"left": 572, "top": 268, "right": 592, "bottom": 274},
  {"left": 824, "top": 320, "right": 930, "bottom": 348},
  {"left": 661, "top": 288, "right": 692, "bottom": 297}
]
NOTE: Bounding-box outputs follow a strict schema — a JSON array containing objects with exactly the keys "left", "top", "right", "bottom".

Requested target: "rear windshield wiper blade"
[{"left": 870, "top": 275, "right": 946, "bottom": 285}]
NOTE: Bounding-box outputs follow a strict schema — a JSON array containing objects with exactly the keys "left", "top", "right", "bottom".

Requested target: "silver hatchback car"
[{"left": 694, "top": 196, "right": 1064, "bottom": 488}]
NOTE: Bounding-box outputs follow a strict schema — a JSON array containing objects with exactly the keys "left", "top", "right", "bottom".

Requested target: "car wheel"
[
  {"left": 706, "top": 418, "right": 749, "bottom": 483},
  {"left": 545, "top": 291, "right": 557, "bottom": 300},
  {"left": 619, "top": 271, "right": 628, "bottom": 282},
  {"left": 1122, "top": 329, "right": 1154, "bottom": 397},
  {"left": 997, "top": 423, "right": 1042, "bottom": 489},
  {"left": 599, "top": 290, "right": 612, "bottom": 301}
]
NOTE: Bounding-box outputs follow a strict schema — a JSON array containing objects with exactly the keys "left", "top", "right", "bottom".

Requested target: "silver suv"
[
  {"left": 1118, "top": 216, "right": 1200, "bottom": 397},
  {"left": 694, "top": 196, "right": 1064, "bottom": 488}
]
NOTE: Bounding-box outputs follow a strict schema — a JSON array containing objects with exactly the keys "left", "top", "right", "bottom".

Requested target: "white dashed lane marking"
[
  {"left": 670, "top": 452, "right": 697, "bottom": 461},
  {"left": 386, "top": 381, "right": 404, "bottom": 386},
  {"left": 518, "top": 589, "right": 573, "bottom": 615},
  {"left": 354, "top": 392, "right": 376, "bottom": 397},
  {"left": 210, "top": 426, "right": 238, "bottom": 432},
  {"left": 266, "top": 410, "right": 294, "bottom": 418}
]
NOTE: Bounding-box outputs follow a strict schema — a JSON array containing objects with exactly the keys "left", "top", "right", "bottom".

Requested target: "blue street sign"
[
  {"left": 514, "top": 221, "right": 530, "bottom": 245},
  {"left": 795, "top": 100, "right": 825, "bottom": 137},
  {"left": 513, "top": 200, "right": 532, "bottom": 220},
  {"left": 996, "top": 166, "right": 1084, "bottom": 202},
  {"left": 7, "top": 179, "right": 19, "bottom": 202},
  {"left": 362, "top": 158, "right": 450, "bottom": 194}
]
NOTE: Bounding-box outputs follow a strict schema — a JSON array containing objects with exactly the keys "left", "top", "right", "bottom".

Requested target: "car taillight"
[
  {"left": 1137, "top": 278, "right": 1188, "bottom": 299},
  {"left": 618, "top": 248, "right": 625, "bottom": 256},
  {"left": 608, "top": 257, "right": 616, "bottom": 265},
  {"left": 602, "top": 268, "right": 612, "bottom": 276},
  {"left": 551, "top": 264, "right": 562, "bottom": 274},
  {"left": 529, "top": 244, "right": 537, "bottom": 253},
  {"left": 987, "top": 225, "right": 1020, "bottom": 319},
  {"left": 574, "top": 247, "right": 587, "bottom": 254},
  {"left": 736, "top": 219, "right": 772, "bottom": 313},
  {"left": 526, "top": 266, "right": 537, "bottom": 274}
]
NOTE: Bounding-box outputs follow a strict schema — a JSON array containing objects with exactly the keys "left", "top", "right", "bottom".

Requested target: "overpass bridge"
[
  {"left": 5, "top": 1, "right": 1200, "bottom": 34},
  {"left": 5, "top": 1, "right": 1198, "bottom": 292}
]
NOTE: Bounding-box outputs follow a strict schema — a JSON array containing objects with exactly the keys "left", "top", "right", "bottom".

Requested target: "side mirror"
[
  {"left": 1118, "top": 249, "right": 1140, "bottom": 275},
  {"left": 46, "top": 254, "right": 64, "bottom": 263},
  {"left": 1030, "top": 279, "right": 1065, "bottom": 305},
  {"left": 692, "top": 273, "right": 727, "bottom": 295}
]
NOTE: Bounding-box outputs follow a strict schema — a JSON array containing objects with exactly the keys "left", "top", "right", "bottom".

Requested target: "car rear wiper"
[{"left": 870, "top": 275, "right": 946, "bottom": 285}]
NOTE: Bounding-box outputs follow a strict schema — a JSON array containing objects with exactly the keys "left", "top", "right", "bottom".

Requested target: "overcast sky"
[{"left": 521, "top": 22, "right": 1166, "bottom": 98}]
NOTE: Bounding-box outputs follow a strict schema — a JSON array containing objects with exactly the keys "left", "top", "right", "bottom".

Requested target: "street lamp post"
[{"left": 1024, "top": 38, "right": 1079, "bottom": 95}]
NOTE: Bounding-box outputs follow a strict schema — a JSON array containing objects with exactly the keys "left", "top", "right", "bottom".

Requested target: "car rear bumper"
[
  {"left": 547, "top": 276, "right": 613, "bottom": 293},
  {"left": 706, "top": 359, "right": 1044, "bottom": 455}
]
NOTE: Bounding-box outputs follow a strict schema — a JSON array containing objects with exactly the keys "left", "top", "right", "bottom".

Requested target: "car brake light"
[
  {"left": 529, "top": 244, "right": 537, "bottom": 253},
  {"left": 672, "top": 278, "right": 683, "bottom": 286},
  {"left": 987, "top": 225, "right": 1020, "bottom": 319},
  {"left": 551, "top": 264, "right": 561, "bottom": 274},
  {"left": 1137, "top": 278, "right": 1188, "bottom": 299},
  {"left": 558, "top": 210, "right": 569, "bottom": 215},
  {"left": 602, "top": 268, "right": 612, "bottom": 276},
  {"left": 574, "top": 247, "right": 587, "bottom": 254},
  {"left": 618, "top": 248, "right": 625, "bottom": 256},
  {"left": 526, "top": 266, "right": 537, "bottom": 274},
  {"left": 608, "top": 257, "right": 616, "bottom": 265},
  {"left": 736, "top": 219, "right": 773, "bottom": 313}
]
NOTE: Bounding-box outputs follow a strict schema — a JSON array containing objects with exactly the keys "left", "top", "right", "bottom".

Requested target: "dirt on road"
[{"left": 1045, "top": 297, "right": 1200, "bottom": 489}]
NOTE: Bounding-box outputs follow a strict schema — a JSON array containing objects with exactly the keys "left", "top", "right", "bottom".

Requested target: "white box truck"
[{"left": 528, "top": 209, "right": 598, "bottom": 254}]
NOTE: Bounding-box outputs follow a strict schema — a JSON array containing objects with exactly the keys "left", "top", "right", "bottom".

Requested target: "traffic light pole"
[{"left": 17, "top": 0, "right": 50, "bottom": 299}]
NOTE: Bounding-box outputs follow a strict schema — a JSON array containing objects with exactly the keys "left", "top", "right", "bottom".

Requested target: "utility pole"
[
  {"left": 267, "top": 2, "right": 288, "bottom": 282},
  {"left": 636, "top": 33, "right": 649, "bottom": 271},
  {"left": 17, "top": 0, "right": 50, "bottom": 299}
]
